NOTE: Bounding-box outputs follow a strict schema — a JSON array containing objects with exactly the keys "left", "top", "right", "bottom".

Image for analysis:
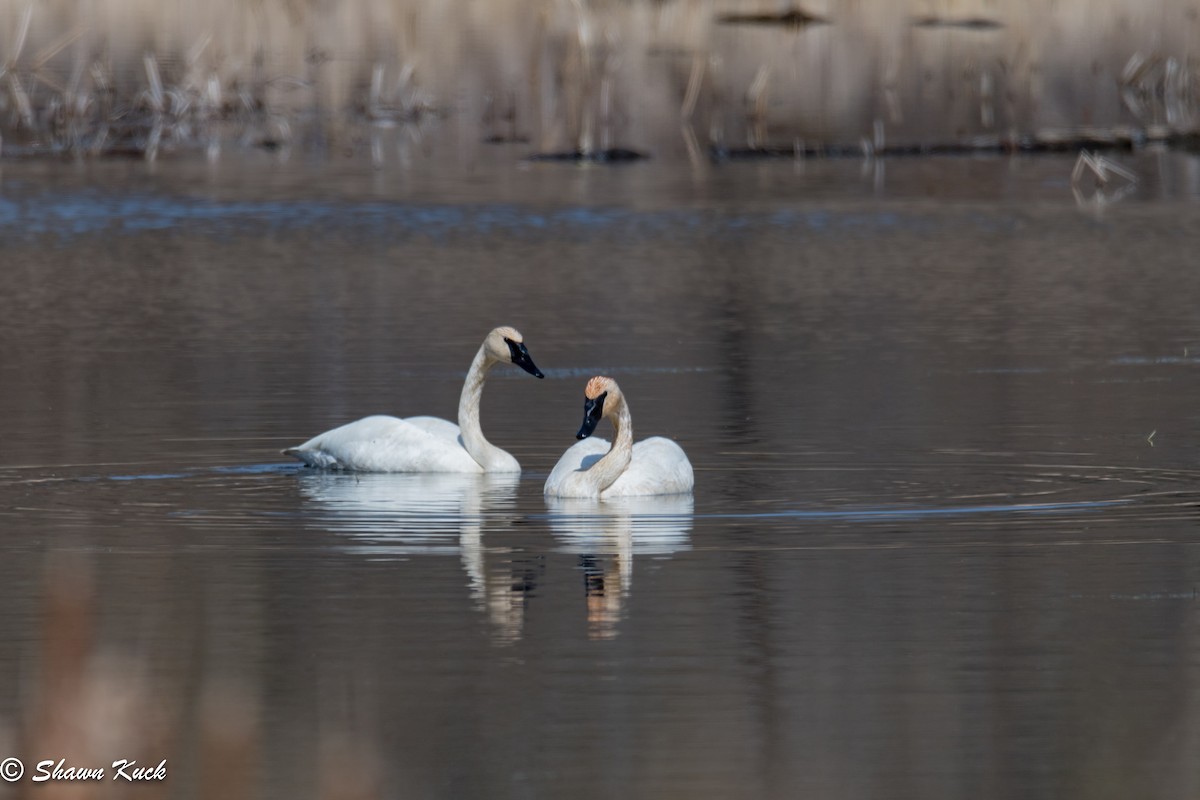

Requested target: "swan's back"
[
  {"left": 404, "top": 415, "right": 464, "bottom": 443},
  {"left": 285, "top": 415, "right": 488, "bottom": 473},
  {"left": 605, "top": 437, "right": 694, "bottom": 497}
]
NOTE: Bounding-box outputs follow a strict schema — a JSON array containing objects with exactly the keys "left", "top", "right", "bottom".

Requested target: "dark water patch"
[
  {"left": 701, "top": 498, "right": 1131, "bottom": 521},
  {"left": 911, "top": 15, "right": 1005, "bottom": 30},
  {"left": 540, "top": 366, "right": 714, "bottom": 379},
  {"left": 968, "top": 367, "right": 1055, "bottom": 375},
  {"left": 209, "top": 463, "right": 302, "bottom": 475},
  {"left": 1111, "top": 355, "right": 1200, "bottom": 366},
  {"left": 106, "top": 472, "right": 191, "bottom": 481},
  {"left": 1070, "top": 590, "right": 1200, "bottom": 602},
  {"left": 526, "top": 148, "right": 650, "bottom": 163},
  {"left": 715, "top": 8, "right": 829, "bottom": 27}
]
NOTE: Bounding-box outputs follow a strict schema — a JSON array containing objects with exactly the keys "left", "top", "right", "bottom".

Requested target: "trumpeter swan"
[
  {"left": 284, "top": 326, "right": 543, "bottom": 472},
  {"left": 544, "top": 376, "right": 694, "bottom": 498}
]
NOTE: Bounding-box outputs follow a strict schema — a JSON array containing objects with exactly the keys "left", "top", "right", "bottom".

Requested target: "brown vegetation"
[{"left": 0, "top": 0, "right": 1197, "bottom": 160}]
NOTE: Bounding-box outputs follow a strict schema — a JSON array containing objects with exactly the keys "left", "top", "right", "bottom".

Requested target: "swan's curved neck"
[
  {"left": 458, "top": 344, "right": 505, "bottom": 469},
  {"left": 588, "top": 396, "right": 633, "bottom": 494}
]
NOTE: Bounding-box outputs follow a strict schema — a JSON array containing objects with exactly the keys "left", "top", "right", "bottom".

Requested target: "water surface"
[{"left": 2, "top": 153, "right": 1200, "bottom": 799}]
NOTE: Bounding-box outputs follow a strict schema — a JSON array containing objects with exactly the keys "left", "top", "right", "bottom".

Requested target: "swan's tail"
[{"left": 281, "top": 447, "right": 339, "bottom": 468}]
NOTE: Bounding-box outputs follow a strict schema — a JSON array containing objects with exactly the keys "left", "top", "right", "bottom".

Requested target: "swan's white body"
[
  {"left": 287, "top": 414, "right": 506, "bottom": 472},
  {"left": 544, "top": 377, "right": 694, "bottom": 498},
  {"left": 545, "top": 436, "right": 693, "bottom": 498},
  {"left": 284, "top": 327, "right": 540, "bottom": 473}
]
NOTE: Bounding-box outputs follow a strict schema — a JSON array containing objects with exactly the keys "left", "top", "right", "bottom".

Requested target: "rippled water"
[{"left": 3, "top": 153, "right": 1200, "bottom": 798}]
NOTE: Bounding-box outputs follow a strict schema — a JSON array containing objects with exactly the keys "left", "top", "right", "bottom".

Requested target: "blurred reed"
[
  {"left": 0, "top": 0, "right": 1197, "bottom": 161},
  {"left": 6, "top": 555, "right": 382, "bottom": 800}
]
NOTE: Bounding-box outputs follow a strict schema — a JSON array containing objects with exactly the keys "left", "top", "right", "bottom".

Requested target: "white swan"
[
  {"left": 544, "top": 376, "right": 694, "bottom": 498},
  {"left": 284, "top": 326, "right": 543, "bottom": 472}
]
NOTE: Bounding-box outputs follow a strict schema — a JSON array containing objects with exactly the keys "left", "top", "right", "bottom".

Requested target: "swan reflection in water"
[
  {"left": 296, "top": 471, "right": 537, "bottom": 643},
  {"left": 546, "top": 494, "right": 693, "bottom": 639}
]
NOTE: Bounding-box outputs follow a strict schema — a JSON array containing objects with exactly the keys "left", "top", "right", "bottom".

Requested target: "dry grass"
[{"left": 0, "top": 0, "right": 1197, "bottom": 160}]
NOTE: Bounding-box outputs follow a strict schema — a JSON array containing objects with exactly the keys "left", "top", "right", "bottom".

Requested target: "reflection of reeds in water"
[
  {"left": 0, "top": 0, "right": 1198, "bottom": 160},
  {"left": 20, "top": 555, "right": 177, "bottom": 800},
  {"left": 12, "top": 556, "right": 381, "bottom": 800}
]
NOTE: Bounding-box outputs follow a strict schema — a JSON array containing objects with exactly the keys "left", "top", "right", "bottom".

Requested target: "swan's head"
[
  {"left": 487, "top": 326, "right": 544, "bottom": 379},
  {"left": 576, "top": 376, "right": 621, "bottom": 440}
]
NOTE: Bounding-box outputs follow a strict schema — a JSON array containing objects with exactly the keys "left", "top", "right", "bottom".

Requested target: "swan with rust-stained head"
[
  {"left": 283, "top": 326, "right": 543, "bottom": 472},
  {"left": 544, "top": 376, "right": 694, "bottom": 498}
]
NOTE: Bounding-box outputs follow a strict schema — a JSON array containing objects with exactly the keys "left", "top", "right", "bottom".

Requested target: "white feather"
[{"left": 286, "top": 414, "right": 490, "bottom": 472}]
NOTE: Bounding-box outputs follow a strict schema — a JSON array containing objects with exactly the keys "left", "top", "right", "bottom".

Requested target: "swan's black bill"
[
  {"left": 576, "top": 391, "right": 607, "bottom": 440},
  {"left": 505, "top": 338, "right": 544, "bottom": 379}
]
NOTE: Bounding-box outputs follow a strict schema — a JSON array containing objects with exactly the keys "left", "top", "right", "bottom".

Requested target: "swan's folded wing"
[
  {"left": 544, "top": 438, "right": 611, "bottom": 496},
  {"left": 620, "top": 437, "right": 695, "bottom": 495},
  {"left": 285, "top": 415, "right": 481, "bottom": 472},
  {"left": 404, "top": 415, "right": 464, "bottom": 444}
]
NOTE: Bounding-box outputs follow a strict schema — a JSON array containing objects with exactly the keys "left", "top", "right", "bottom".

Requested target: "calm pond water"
[{"left": 2, "top": 151, "right": 1200, "bottom": 799}]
